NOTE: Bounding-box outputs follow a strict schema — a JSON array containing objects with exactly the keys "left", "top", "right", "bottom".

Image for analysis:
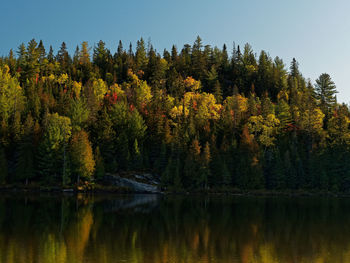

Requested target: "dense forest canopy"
[{"left": 0, "top": 36, "right": 348, "bottom": 191}]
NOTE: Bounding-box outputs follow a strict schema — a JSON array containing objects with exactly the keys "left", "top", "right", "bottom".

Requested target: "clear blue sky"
[{"left": 1, "top": 0, "right": 349, "bottom": 102}]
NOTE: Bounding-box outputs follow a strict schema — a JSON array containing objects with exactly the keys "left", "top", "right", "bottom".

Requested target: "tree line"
[{"left": 0, "top": 36, "right": 347, "bottom": 191}]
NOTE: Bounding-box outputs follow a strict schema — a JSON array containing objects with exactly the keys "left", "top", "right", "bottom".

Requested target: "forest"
[{"left": 0, "top": 36, "right": 348, "bottom": 192}]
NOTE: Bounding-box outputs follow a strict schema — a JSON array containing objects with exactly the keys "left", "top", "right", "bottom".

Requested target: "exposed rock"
[{"left": 103, "top": 174, "right": 160, "bottom": 193}]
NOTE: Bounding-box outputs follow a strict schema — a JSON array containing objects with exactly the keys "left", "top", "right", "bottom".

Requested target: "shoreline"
[{"left": 0, "top": 184, "right": 348, "bottom": 197}]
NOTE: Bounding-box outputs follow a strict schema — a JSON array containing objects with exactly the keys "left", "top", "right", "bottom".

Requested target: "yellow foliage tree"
[
  {"left": 70, "top": 130, "right": 95, "bottom": 183},
  {"left": 170, "top": 92, "right": 222, "bottom": 128},
  {"left": 127, "top": 69, "right": 152, "bottom": 107},
  {"left": 0, "top": 65, "right": 25, "bottom": 123},
  {"left": 248, "top": 114, "right": 280, "bottom": 147},
  {"left": 170, "top": 105, "right": 189, "bottom": 119},
  {"left": 57, "top": 73, "right": 68, "bottom": 85},
  {"left": 327, "top": 114, "right": 350, "bottom": 144},
  {"left": 224, "top": 94, "right": 248, "bottom": 126},
  {"left": 184, "top": 76, "right": 201, "bottom": 92},
  {"left": 92, "top": 78, "right": 107, "bottom": 101},
  {"left": 299, "top": 108, "right": 325, "bottom": 134},
  {"left": 72, "top": 81, "right": 82, "bottom": 98}
]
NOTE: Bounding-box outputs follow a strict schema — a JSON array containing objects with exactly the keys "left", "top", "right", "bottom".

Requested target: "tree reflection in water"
[{"left": 0, "top": 194, "right": 350, "bottom": 263}]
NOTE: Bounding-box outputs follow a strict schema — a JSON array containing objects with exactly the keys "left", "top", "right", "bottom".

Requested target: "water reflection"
[{"left": 0, "top": 194, "right": 350, "bottom": 263}]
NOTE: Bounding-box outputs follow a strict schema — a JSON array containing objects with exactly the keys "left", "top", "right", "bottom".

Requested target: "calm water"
[{"left": 0, "top": 194, "right": 350, "bottom": 263}]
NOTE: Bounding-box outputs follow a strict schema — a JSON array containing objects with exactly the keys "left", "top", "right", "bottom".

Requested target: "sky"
[{"left": 1, "top": 0, "right": 349, "bottom": 102}]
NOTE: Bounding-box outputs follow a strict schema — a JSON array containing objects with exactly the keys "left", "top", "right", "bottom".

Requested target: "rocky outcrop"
[{"left": 103, "top": 173, "right": 161, "bottom": 193}]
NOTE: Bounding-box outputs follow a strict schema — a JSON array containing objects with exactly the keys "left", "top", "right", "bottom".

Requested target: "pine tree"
[
  {"left": 264, "top": 148, "right": 285, "bottom": 189},
  {"left": 116, "top": 131, "right": 130, "bottom": 170},
  {"left": 37, "top": 40, "right": 46, "bottom": 63},
  {"left": 237, "top": 126, "right": 263, "bottom": 189},
  {"left": 117, "top": 40, "right": 124, "bottom": 56},
  {"left": 290, "top": 58, "right": 300, "bottom": 78},
  {"left": 132, "top": 138, "right": 143, "bottom": 170},
  {"left": 191, "top": 36, "right": 206, "bottom": 80},
  {"left": 93, "top": 40, "right": 109, "bottom": 78},
  {"left": 213, "top": 80, "right": 223, "bottom": 103},
  {"left": 284, "top": 149, "right": 297, "bottom": 189},
  {"left": 183, "top": 139, "right": 201, "bottom": 189},
  {"left": 222, "top": 159, "right": 231, "bottom": 187},
  {"left": 314, "top": 73, "right": 337, "bottom": 115},
  {"left": 276, "top": 99, "right": 292, "bottom": 129},
  {"left": 15, "top": 114, "right": 35, "bottom": 184},
  {"left": 7, "top": 49, "right": 16, "bottom": 74},
  {"left": 56, "top": 42, "right": 71, "bottom": 73},
  {"left": 94, "top": 146, "right": 105, "bottom": 179},
  {"left": 200, "top": 141, "right": 211, "bottom": 189},
  {"left": 47, "top": 45, "right": 54, "bottom": 63},
  {"left": 135, "top": 38, "right": 148, "bottom": 72},
  {"left": 36, "top": 141, "right": 55, "bottom": 184},
  {"left": 0, "top": 147, "right": 7, "bottom": 184},
  {"left": 17, "top": 43, "right": 28, "bottom": 84},
  {"left": 155, "top": 142, "right": 167, "bottom": 173},
  {"left": 256, "top": 50, "right": 272, "bottom": 97}
]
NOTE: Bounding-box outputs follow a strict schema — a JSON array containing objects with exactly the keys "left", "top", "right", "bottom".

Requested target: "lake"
[{"left": 0, "top": 194, "right": 350, "bottom": 263}]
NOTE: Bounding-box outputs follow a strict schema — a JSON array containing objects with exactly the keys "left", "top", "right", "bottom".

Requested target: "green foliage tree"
[
  {"left": 38, "top": 113, "right": 72, "bottom": 183},
  {"left": 69, "top": 98, "right": 89, "bottom": 131},
  {"left": 94, "top": 146, "right": 105, "bottom": 179},
  {"left": 0, "top": 36, "right": 348, "bottom": 193},
  {"left": 0, "top": 147, "right": 7, "bottom": 184},
  {"left": 15, "top": 114, "right": 35, "bottom": 184},
  {"left": 135, "top": 38, "right": 148, "bottom": 71}
]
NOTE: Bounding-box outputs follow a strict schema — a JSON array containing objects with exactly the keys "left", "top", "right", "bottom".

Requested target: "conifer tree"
[
  {"left": 57, "top": 42, "right": 71, "bottom": 73},
  {"left": 276, "top": 99, "right": 292, "bottom": 129},
  {"left": 213, "top": 80, "right": 223, "bottom": 104},
  {"left": 135, "top": 38, "right": 148, "bottom": 72},
  {"left": 132, "top": 139, "right": 143, "bottom": 170},
  {"left": 93, "top": 40, "right": 109, "bottom": 78},
  {"left": 0, "top": 36, "right": 348, "bottom": 192},
  {"left": 15, "top": 114, "right": 35, "bottom": 184},
  {"left": 94, "top": 146, "right": 105, "bottom": 179},
  {"left": 0, "top": 147, "right": 7, "bottom": 184},
  {"left": 314, "top": 73, "right": 337, "bottom": 115},
  {"left": 200, "top": 141, "right": 211, "bottom": 189}
]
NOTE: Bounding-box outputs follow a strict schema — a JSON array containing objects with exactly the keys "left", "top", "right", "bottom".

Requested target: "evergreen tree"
[
  {"left": 214, "top": 80, "right": 223, "bottom": 104},
  {"left": 15, "top": 114, "right": 35, "bottom": 184},
  {"left": 36, "top": 140, "right": 55, "bottom": 184},
  {"left": 56, "top": 42, "right": 71, "bottom": 73},
  {"left": 93, "top": 40, "right": 109, "bottom": 78},
  {"left": 314, "top": 73, "right": 337, "bottom": 115},
  {"left": 94, "top": 146, "right": 105, "bottom": 179},
  {"left": 47, "top": 45, "right": 55, "bottom": 63},
  {"left": 0, "top": 37, "right": 348, "bottom": 192},
  {"left": 135, "top": 38, "right": 148, "bottom": 72},
  {"left": 200, "top": 141, "right": 211, "bottom": 189},
  {"left": 116, "top": 131, "right": 130, "bottom": 170},
  {"left": 276, "top": 99, "right": 292, "bottom": 129},
  {"left": 0, "top": 147, "right": 7, "bottom": 184},
  {"left": 191, "top": 36, "right": 206, "bottom": 80},
  {"left": 290, "top": 58, "right": 300, "bottom": 78},
  {"left": 132, "top": 138, "right": 143, "bottom": 170}
]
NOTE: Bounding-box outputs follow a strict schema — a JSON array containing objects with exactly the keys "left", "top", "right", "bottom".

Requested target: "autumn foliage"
[{"left": 0, "top": 37, "right": 348, "bottom": 191}]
